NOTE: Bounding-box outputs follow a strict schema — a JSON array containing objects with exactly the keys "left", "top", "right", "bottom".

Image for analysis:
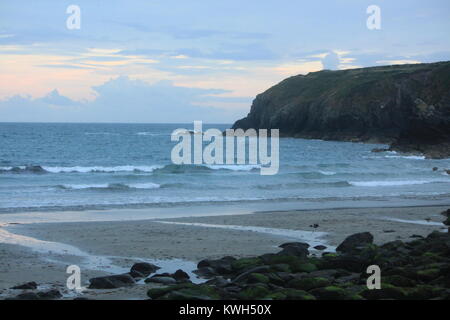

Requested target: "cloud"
[{"left": 0, "top": 76, "right": 249, "bottom": 123}]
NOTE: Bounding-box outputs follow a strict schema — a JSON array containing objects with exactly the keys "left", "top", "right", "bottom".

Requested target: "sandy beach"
[{"left": 0, "top": 204, "right": 448, "bottom": 300}]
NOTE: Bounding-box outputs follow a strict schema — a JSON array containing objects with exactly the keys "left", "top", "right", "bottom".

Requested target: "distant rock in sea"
[{"left": 232, "top": 61, "right": 450, "bottom": 159}]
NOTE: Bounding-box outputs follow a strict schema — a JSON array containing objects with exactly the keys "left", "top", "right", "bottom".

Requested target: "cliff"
[{"left": 232, "top": 61, "right": 450, "bottom": 158}]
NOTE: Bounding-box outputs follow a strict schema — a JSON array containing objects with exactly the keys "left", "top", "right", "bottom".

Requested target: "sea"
[{"left": 0, "top": 123, "right": 449, "bottom": 214}]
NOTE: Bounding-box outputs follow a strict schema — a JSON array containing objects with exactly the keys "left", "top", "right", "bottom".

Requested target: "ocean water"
[{"left": 0, "top": 123, "right": 449, "bottom": 213}]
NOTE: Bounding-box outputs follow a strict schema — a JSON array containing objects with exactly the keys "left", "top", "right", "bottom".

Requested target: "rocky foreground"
[
  {"left": 5, "top": 209, "right": 450, "bottom": 300},
  {"left": 232, "top": 61, "right": 450, "bottom": 159}
]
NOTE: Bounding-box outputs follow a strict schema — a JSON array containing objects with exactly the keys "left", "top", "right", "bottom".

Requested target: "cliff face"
[{"left": 232, "top": 61, "right": 450, "bottom": 158}]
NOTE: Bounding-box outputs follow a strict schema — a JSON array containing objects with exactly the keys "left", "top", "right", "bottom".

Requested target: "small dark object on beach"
[
  {"left": 11, "top": 281, "right": 37, "bottom": 290},
  {"left": 410, "top": 234, "right": 424, "bottom": 239},
  {"left": 310, "top": 224, "right": 319, "bottom": 229},
  {"left": 313, "top": 245, "right": 327, "bottom": 251},
  {"left": 383, "top": 230, "right": 396, "bottom": 233}
]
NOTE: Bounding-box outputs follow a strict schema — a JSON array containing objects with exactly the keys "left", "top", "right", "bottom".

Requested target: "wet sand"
[{"left": 0, "top": 205, "right": 448, "bottom": 299}]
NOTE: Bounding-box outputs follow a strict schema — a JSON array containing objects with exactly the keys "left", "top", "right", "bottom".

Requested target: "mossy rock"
[
  {"left": 360, "top": 284, "right": 407, "bottom": 300},
  {"left": 261, "top": 254, "right": 304, "bottom": 267},
  {"left": 147, "top": 283, "right": 194, "bottom": 299},
  {"left": 292, "top": 263, "right": 317, "bottom": 273},
  {"left": 247, "top": 273, "right": 270, "bottom": 284},
  {"left": 383, "top": 275, "right": 416, "bottom": 287},
  {"left": 265, "top": 273, "right": 285, "bottom": 286},
  {"left": 278, "top": 288, "right": 316, "bottom": 300},
  {"left": 310, "top": 286, "right": 352, "bottom": 300},
  {"left": 270, "top": 263, "right": 291, "bottom": 273},
  {"left": 289, "top": 277, "right": 331, "bottom": 291},
  {"left": 264, "top": 292, "right": 287, "bottom": 300},
  {"left": 405, "top": 285, "right": 445, "bottom": 300},
  {"left": 231, "top": 257, "right": 263, "bottom": 271},
  {"left": 238, "top": 284, "right": 270, "bottom": 299},
  {"left": 162, "top": 284, "right": 221, "bottom": 300},
  {"left": 416, "top": 268, "right": 440, "bottom": 281}
]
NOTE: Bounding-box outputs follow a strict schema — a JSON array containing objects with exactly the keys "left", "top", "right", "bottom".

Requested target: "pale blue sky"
[{"left": 0, "top": 0, "right": 449, "bottom": 122}]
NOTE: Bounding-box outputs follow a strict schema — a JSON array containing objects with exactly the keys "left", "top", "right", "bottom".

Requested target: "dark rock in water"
[
  {"left": 231, "top": 61, "right": 450, "bottom": 159},
  {"left": 37, "top": 289, "right": 63, "bottom": 300},
  {"left": 128, "top": 270, "right": 145, "bottom": 279},
  {"left": 7, "top": 289, "right": 62, "bottom": 300},
  {"left": 410, "top": 234, "right": 424, "bottom": 239},
  {"left": 145, "top": 276, "right": 177, "bottom": 285},
  {"left": 172, "top": 269, "right": 190, "bottom": 281},
  {"left": 277, "top": 242, "right": 310, "bottom": 258},
  {"left": 89, "top": 274, "right": 136, "bottom": 289},
  {"left": 383, "top": 230, "right": 396, "bottom": 233},
  {"left": 336, "top": 232, "right": 374, "bottom": 253},
  {"left": 279, "top": 242, "right": 310, "bottom": 249},
  {"left": 130, "top": 262, "right": 160, "bottom": 277},
  {"left": 432, "top": 167, "right": 439, "bottom": 171},
  {"left": 372, "top": 148, "right": 389, "bottom": 153},
  {"left": 313, "top": 245, "right": 327, "bottom": 251},
  {"left": 11, "top": 281, "right": 38, "bottom": 290},
  {"left": 446, "top": 169, "right": 450, "bottom": 175},
  {"left": 193, "top": 267, "right": 217, "bottom": 278},
  {"left": 197, "top": 256, "right": 236, "bottom": 274}
]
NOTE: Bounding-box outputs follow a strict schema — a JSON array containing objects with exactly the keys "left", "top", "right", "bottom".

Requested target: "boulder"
[
  {"left": 336, "top": 232, "right": 374, "bottom": 253},
  {"left": 11, "top": 281, "right": 38, "bottom": 290},
  {"left": 89, "top": 273, "right": 136, "bottom": 289},
  {"left": 277, "top": 242, "right": 310, "bottom": 258},
  {"left": 172, "top": 269, "right": 190, "bottom": 281},
  {"left": 145, "top": 276, "right": 177, "bottom": 285},
  {"left": 130, "top": 262, "right": 160, "bottom": 277}
]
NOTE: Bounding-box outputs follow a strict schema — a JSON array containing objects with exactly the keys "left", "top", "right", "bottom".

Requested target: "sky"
[{"left": 0, "top": 0, "right": 449, "bottom": 123}]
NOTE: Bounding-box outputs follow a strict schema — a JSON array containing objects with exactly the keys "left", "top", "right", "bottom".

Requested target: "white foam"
[
  {"left": 350, "top": 179, "right": 448, "bottom": 187},
  {"left": 43, "top": 165, "right": 162, "bottom": 173},
  {"left": 319, "top": 170, "right": 336, "bottom": 175},
  {"left": 385, "top": 155, "right": 425, "bottom": 160},
  {"left": 205, "top": 164, "right": 261, "bottom": 171},
  {"left": 61, "top": 182, "right": 161, "bottom": 190}
]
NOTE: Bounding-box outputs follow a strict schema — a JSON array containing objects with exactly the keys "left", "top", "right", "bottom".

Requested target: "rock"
[
  {"left": 231, "top": 61, "right": 450, "bottom": 160},
  {"left": 360, "top": 285, "right": 406, "bottom": 300},
  {"left": 37, "top": 289, "right": 63, "bottom": 300},
  {"left": 89, "top": 273, "right": 136, "bottom": 289},
  {"left": 372, "top": 148, "right": 389, "bottom": 153},
  {"left": 232, "top": 266, "right": 271, "bottom": 283},
  {"left": 130, "top": 262, "right": 160, "bottom": 277},
  {"left": 336, "top": 232, "right": 374, "bottom": 253},
  {"left": 205, "top": 276, "right": 230, "bottom": 287},
  {"left": 11, "top": 281, "right": 38, "bottom": 290},
  {"left": 7, "top": 289, "right": 62, "bottom": 300},
  {"left": 197, "top": 256, "right": 236, "bottom": 274},
  {"left": 313, "top": 245, "right": 327, "bottom": 251},
  {"left": 277, "top": 243, "right": 309, "bottom": 258},
  {"left": 279, "top": 242, "right": 310, "bottom": 250},
  {"left": 310, "top": 286, "right": 353, "bottom": 300},
  {"left": 193, "top": 267, "right": 217, "bottom": 278},
  {"left": 172, "top": 269, "right": 190, "bottom": 281},
  {"left": 128, "top": 270, "right": 145, "bottom": 278},
  {"left": 432, "top": 167, "right": 439, "bottom": 171},
  {"left": 289, "top": 277, "right": 331, "bottom": 291},
  {"left": 145, "top": 276, "right": 177, "bottom": 285},
  {"left": 445, "top": 170, "right": 450, "bottom": 175}
]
